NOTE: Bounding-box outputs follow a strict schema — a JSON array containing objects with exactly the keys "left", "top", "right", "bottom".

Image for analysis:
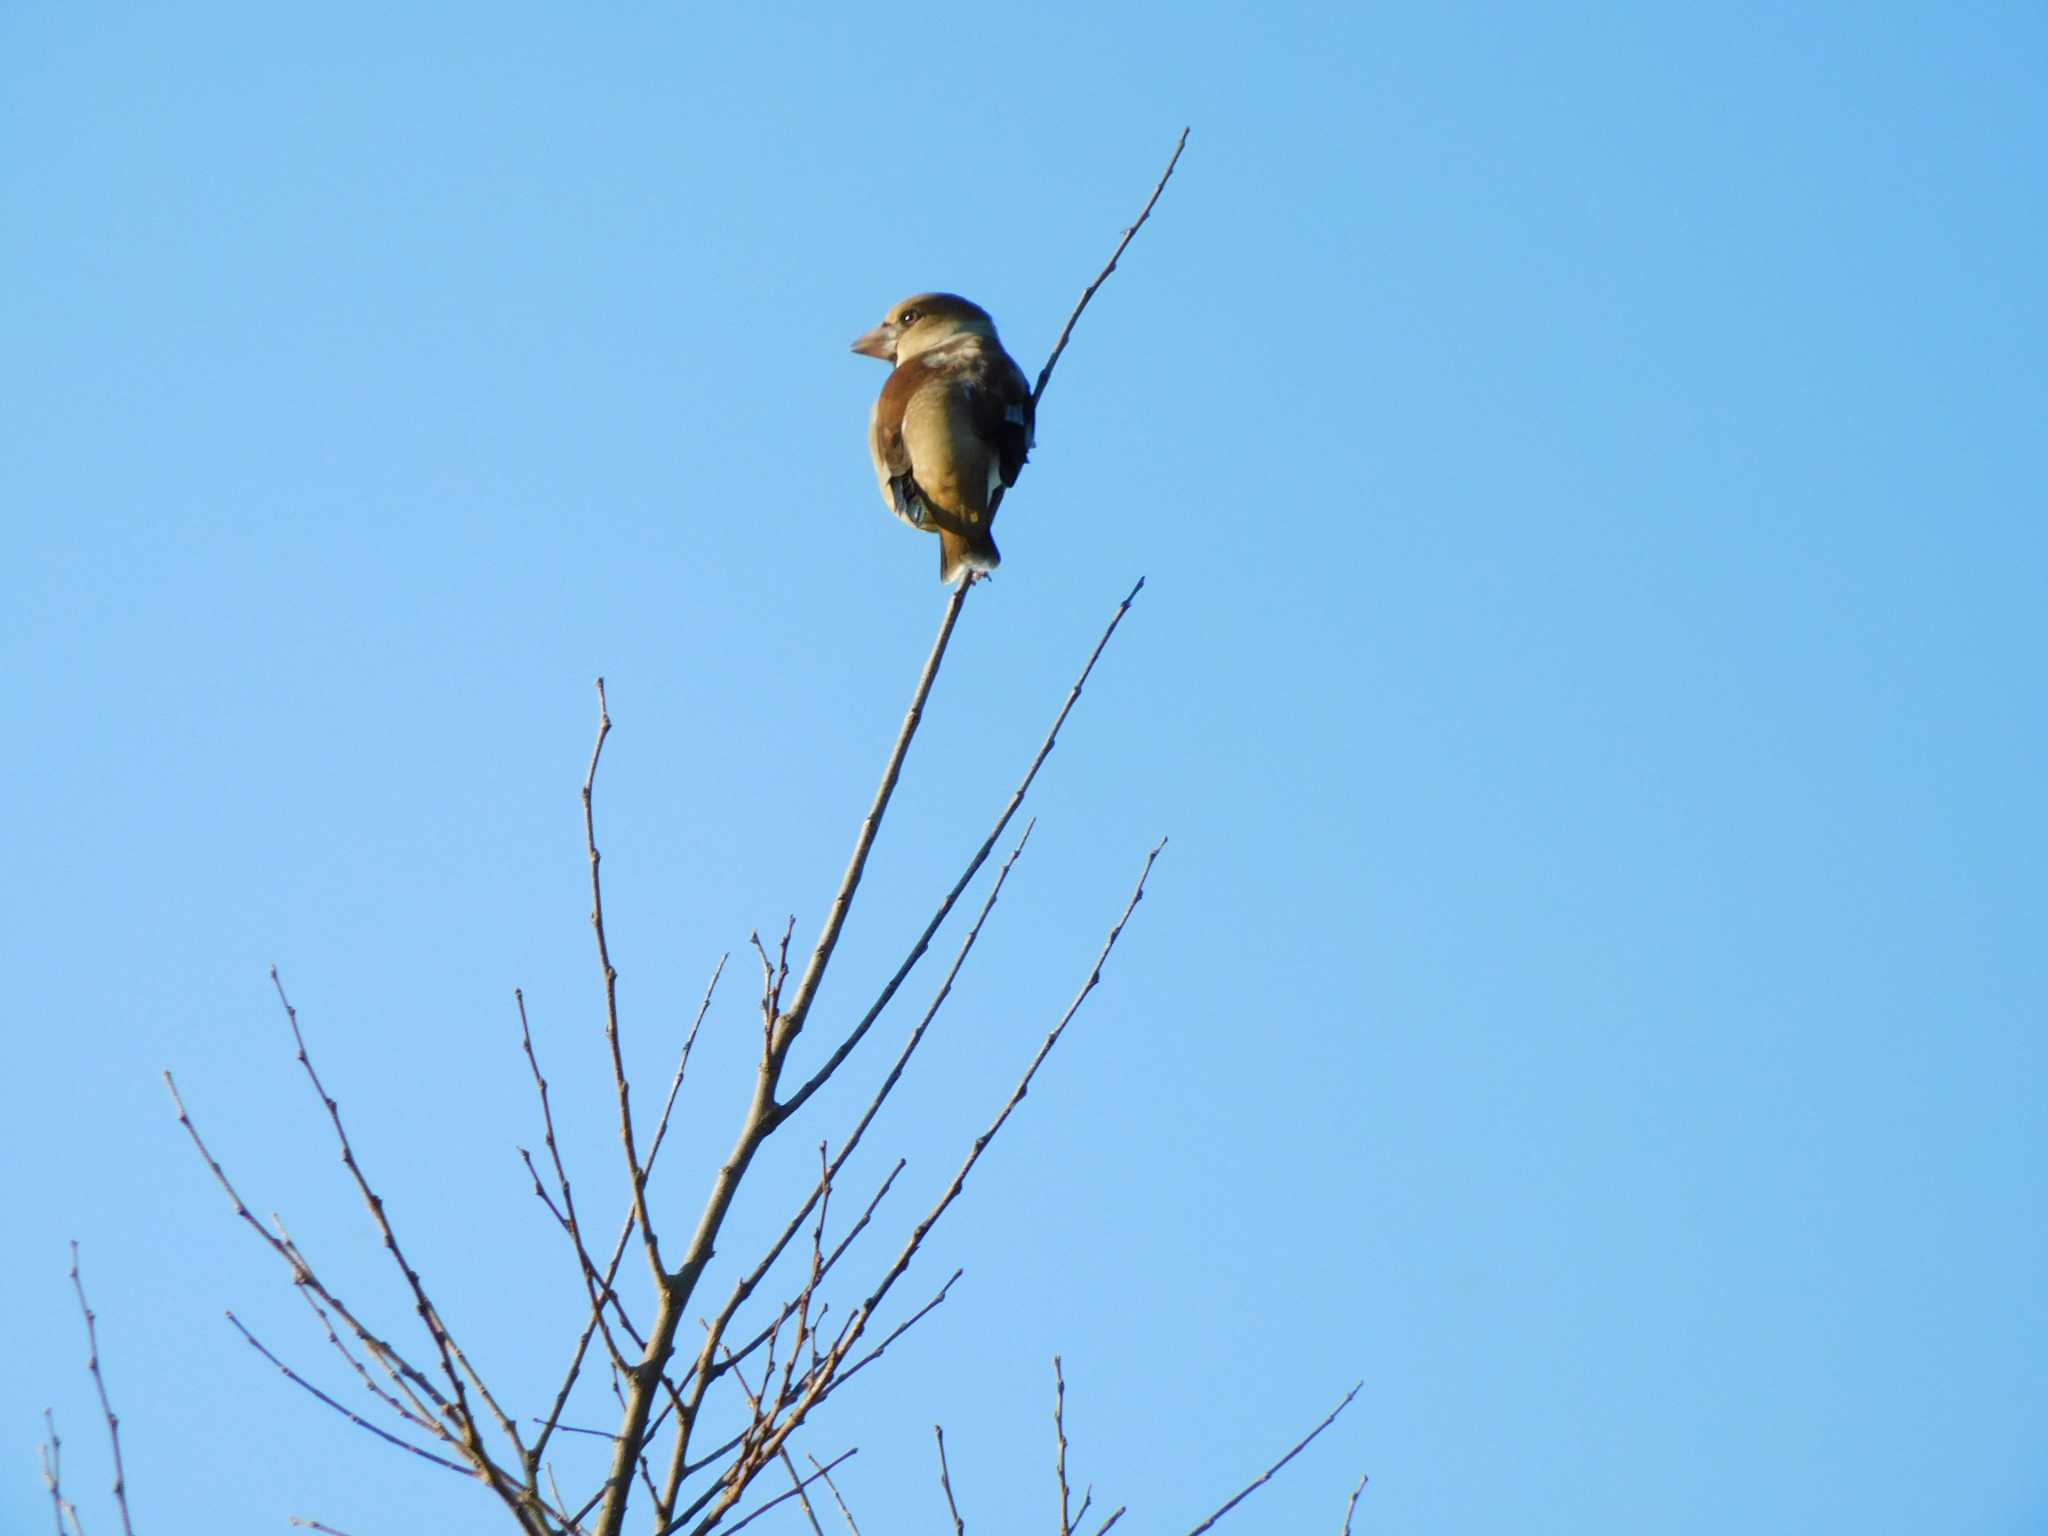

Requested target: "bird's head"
[{"left": 851, "top": 293, "right": 999, "bottom": 366}]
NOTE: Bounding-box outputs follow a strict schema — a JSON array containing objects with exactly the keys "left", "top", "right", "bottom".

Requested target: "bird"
[{"left": 852, "top": 293, "right": 1035, "bottom": 585}]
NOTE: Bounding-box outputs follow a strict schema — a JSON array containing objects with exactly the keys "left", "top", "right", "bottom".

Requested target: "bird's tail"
[{"left": 939, "top": 527, "right": 1000, "bottom": 586}]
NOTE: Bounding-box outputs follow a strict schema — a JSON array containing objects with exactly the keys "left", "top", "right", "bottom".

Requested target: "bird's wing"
[
  {"left": 870, "top": 365, "right": 928, "bottom": 527},
  {"left": 962, "top": 350, "right": 1034, "bottom": 489}
]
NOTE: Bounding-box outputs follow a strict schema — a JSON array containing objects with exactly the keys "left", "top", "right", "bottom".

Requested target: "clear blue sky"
[{"left": 5, "top": 3, "right": 2043, "bottom": 1532}]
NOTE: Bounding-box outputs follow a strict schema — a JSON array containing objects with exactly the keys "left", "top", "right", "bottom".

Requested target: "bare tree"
[{"left": 49, "top": 129, "right": 1366, "bottom": 1533}]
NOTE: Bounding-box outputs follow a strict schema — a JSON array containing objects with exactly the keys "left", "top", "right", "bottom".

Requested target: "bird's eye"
[{"left": 898, "top": 308, "right": 921, "bottom": 326}]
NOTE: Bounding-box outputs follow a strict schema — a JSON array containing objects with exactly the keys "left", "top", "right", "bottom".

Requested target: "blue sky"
[{"left": 4, "top": 3, "right": 2044, "bottom": 1532}]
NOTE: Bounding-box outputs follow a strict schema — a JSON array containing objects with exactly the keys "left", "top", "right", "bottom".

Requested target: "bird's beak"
[{"left": 850, "top": 323, "right": 897, "bottom": 361}]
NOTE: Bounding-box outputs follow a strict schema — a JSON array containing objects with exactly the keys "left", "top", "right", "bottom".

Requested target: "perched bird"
[{"left": 852, "top": 293, "right": 1034, "bottom": 585}]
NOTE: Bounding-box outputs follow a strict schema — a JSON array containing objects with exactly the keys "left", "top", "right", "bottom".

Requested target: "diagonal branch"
[
  {"left": 267, "top": 969, "right": 526, "bottom": 1465},
  {"left": 1183, "top": 1382, "right": 1362, "bottom": 1536},
  {"left": 226, "top": 1311, "right": 469, "bottom": 1475},
  {"left": 772, "top": 585, "right": 969, "bottom": 1057},
  {"left": 708, "top": 820, "right": 1035, "bottom": 1391},
  {"left": 675, "top": 842, "right": 1165, "bottom": 1535},
  {"left": 1032, "top": 127, "right": 1190, "bottom": 409},
  {"left": 777, "top": 578, "right": 1143, "bottom": 1129}
]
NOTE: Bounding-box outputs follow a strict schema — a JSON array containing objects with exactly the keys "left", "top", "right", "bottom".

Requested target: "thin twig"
[
  {"left": 167, "top": 1071, "right": 454, "bottom": 1420},
  {"left": 542, "top": 958, "right": 725, "bottom": 1475},
  {"left": 847, "top": 840, "right": 1166, "bottom": 1342},
  {"left": 709, "top": 820, "right": 1034, "bottom": 1391},
  {"left": 226, "top": 1312, "right": 469, "bottom": 1474},
  {"left": 518, "top": 989, "right": 643, "bottom": 1361},
  {"left": 711, "top": 1448, "right": 857, "bottom": 1536},
  {"left": 167, "top": 1074, "right": 552, "bottom": 1535},
  {"left": 1055, "top": 1356, "right": 1073, "bottom": 1536},
  {"left": 935, "top": 1424, "right": 966, "bottom": 1535},
  {"left": 708, "top": 1156, "right": 906, "bottom": 1387},
  {"left": 815, "top": 1268, "right": 961, "bottom": 1398},
  {"left": 1183, "top": 1382, "right": 1363, "bottom": 1536},
  {"left": 644, "top": 954, "right": 727, "bottom": 1179},
  {"left": 268, "top": 969, "right": 524, "bottom": 1458},
  {"left": 1031, "top": 127, "right": 1189, "bottom": 408},
  {"left": 293, "top": 1282, "right": 447, "bottom": 1443},
  {"left": 779, "top": 1445, "right": 828, "bottom": 1536},
  {"left": 772, "top": 586, "right": 969, "bottom": 1057},
  {"left": 67, "top": 1243, "right": 135, "bottom": 1536},
  {"left": 777, "top": 578, "right": 1143, "bottom": 1128},
  {"left": 39, "top": 1410, "right": 82, "bottom": 1536},
  {"left": 683, "top": 839, "right": 1162, "bottom": 1531},
  {"left": 584, "top": 678, "right": 664, "bottom": 1280},
  {"left": 1339, "top": 1472, "right": 1369, "bottom": 1534},
  {"left": 809, "top": 1451, "right": 864, "bottom": 1536}
]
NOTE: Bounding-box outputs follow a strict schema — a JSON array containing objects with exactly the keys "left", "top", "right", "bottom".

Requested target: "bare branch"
[
  {"left": 706, "top": 820, "right": 1034, "bottom": 1395},
  {"left": 841, "top": 841, "right": 1165, "bottom": 1348},
  {"left": 776, "top": 1444, "right": 828, "bottom": 1536},
  {"left": 772, "top": 585, "right": 969, "bottom": 1058},
  {"left": 293, "top": 1282, "right": 447, "bottom": 1442},
  {"left": 584, "top": 677, "right": 664, "bottom": 1281},
  {"left": 1054, "top": 1356, "right": 1073, "bottom": 1536},
  {"left": 64, "top": 1253, "right": 136, "bottom": 1536},
  {"left": 934, "top": 1424, "right": 966, "bottom": 1535},
  {"left": 38, "top": 1410, "right": 83, "bottom": 1536},
  {"left": 168, "top": 1074, "right": 557, "bottom": 1535},
  {"left": 539, "top": 957, "right": 725, "bottom": 1472},
  {"left": 226, "top": 1312, "right": 469, "bottom": 1474},
  {"left": 644, "top": 953, "right": 727, "bottom": 1179},
  {"left": 1032, "top": 127, "right": 1190, "bottom": 408},
  {"left": 677, "top": 838, "right": 1161, "bottom": 1532},
  {"left": 67, "top": 1244, "right": 134, "bottom": 1536},
  {"left": 518, "top": 990, "right": 642, "bottom": 1357},
  {"left": 813, "top": 1268, "right": 961, "bottom": 1398},
  {"left": 809, "top": 1451, "right": 864, "bottom": 1536},
  {"left": 715, "top": 1449, "right": 857, "bottom": 1536},
  {"left": 1183, "top": 1382, "right": 1363, "bottom": 1536},
  {"left": 1339, "top": 1473, "right": 1369, "bottom": 1534},
  {"left": 778, "top": 576, "right": 1145, "bottom": 1128},
  {"left": 610, "top": 584, "right": 981, "bottom": 1536},
  {"left": 268, "top": 970, "right": 524, "bottom": 1456},
  {"left": 703, "top": 1156, "right": 906, "bottom": 1392},
  {"left": 288, "top": 1520, "right": 358, "bottom": 1535}
]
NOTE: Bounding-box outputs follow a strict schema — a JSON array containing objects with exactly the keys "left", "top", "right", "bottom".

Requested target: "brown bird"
[{"left": 852, "top": 293, "right": 1034, "bottom": 585}]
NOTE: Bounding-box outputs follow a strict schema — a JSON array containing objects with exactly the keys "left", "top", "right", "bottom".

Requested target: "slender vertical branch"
[
  {"left": 935, "top": 1425, "right": 966, "bottom": 1535},
  {"left": 1054, "top": 1356, "right": 1074, "bottom": 1536},
  {"left": 40, "top": 1410, "right": 84, "bottom": 1536},
  {"left": 66, "top": 1244, "right": 135, "bottom": 1536},
  {"left": 584, "top": 677, "right": 664, "bottom": 1279}
]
